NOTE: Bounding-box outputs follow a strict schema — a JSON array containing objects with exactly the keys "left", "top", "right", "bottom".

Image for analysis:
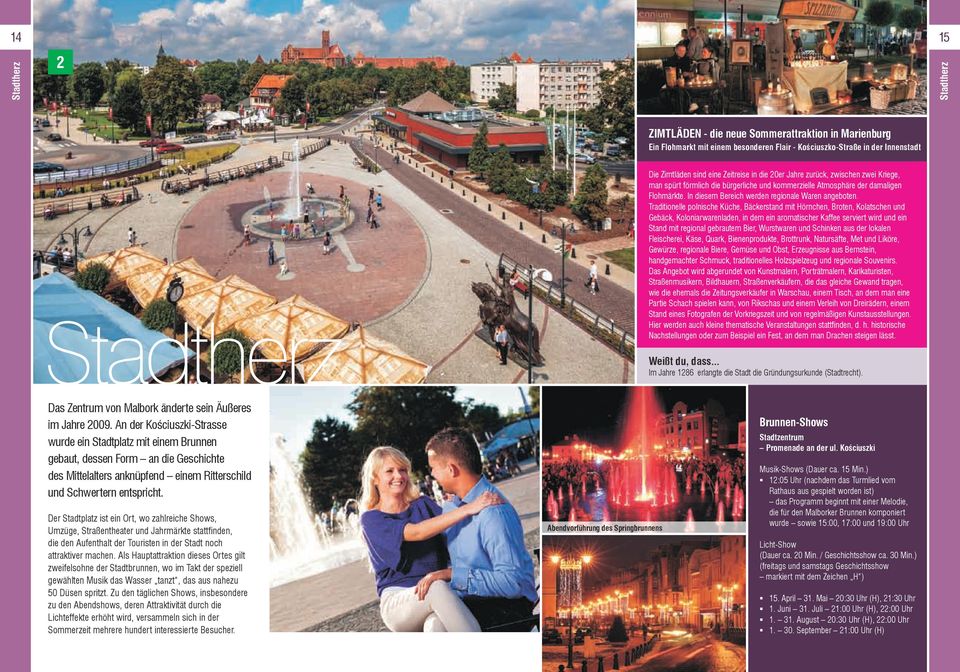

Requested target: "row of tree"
[
  {"left": 863, "top": 1, "right": 926, "bottom": 55},
  {"left": 34, "top": 52, "right": 472, "bottom": 136},
  {"left": 468, "top": 123, "right": 611, "bottom": 225},
  {"left": 297, "top": 387, "right": 539, "bottom": 514}
]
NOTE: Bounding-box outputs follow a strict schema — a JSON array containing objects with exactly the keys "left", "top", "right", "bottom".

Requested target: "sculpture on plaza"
[{"left": 471, "top": 263, "right": 543, "bottom": 365}]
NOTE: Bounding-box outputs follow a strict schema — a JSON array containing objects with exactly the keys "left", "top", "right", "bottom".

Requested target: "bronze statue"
[{"left": 471, "top": 263, "right": 543, "bottom": 365}]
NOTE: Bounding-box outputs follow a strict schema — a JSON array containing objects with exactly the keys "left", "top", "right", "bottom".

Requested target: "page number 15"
[{"left": 942, "top": 32, "right": 951, "bottom": 43}]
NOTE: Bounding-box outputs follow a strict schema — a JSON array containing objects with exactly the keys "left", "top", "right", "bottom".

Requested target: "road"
[
  {"left": 628, "top": 634, "right": 745, "bottom": 672},
  {"left": 543, "top": 632, "right": 745, "bottom": 672}
]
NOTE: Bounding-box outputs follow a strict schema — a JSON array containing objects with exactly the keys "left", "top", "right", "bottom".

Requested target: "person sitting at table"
[
  {"left": 664, "top": 44, "right": 693, "bottom": 74},
  {"left": 62, "top": 248, "right": 73, "bottom": 265},
  {"left": 696, "top": 45, "right": 721, "bottom": 82}
]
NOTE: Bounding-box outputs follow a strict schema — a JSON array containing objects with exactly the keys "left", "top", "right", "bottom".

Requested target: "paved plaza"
[{"left": 34, "top": 115, "right": 636, "bottom": 383}]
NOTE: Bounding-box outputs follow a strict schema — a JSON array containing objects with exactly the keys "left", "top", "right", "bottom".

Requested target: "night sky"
[
  {"left": 542, "top": 386, "right": 746, "bottom": 448},
  {"left": 543, "top": 535, "right": 723, "bottom": 592}
]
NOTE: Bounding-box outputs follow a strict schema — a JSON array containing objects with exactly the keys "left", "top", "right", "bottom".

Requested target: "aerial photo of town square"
[{"left": 32, "top": 0, "right": 636, "bottom": 385}]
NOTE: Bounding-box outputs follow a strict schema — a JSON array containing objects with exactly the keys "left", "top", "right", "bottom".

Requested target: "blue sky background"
[{"left": 35, "top": 0, "right": 633, "bottom": 67}]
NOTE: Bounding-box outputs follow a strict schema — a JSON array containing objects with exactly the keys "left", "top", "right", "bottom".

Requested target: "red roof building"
[
  {"left": 374, "top": 92, "right": 548, "bottom": 170},
  {"left": 250, "top": 74, "right": 292, "bottom": 108},
  {"left": 353, "top": 51, "right": 452, "bottom": 69},
  {"left": 280, "top": 31, "right": 347, "bottom": 67}
]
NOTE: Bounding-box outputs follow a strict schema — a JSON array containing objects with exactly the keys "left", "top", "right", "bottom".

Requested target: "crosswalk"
[{"left": 33, "top": 138, "right": 77, "bottom": 154}]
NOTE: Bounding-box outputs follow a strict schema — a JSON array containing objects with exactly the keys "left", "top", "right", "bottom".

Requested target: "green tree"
[
  {"left": 527, "top": 386, "right": 540, "bottom": 415},
  {"left": 597, "top": 58, "right": 634, "bottom": 158},
  {"left": 299, "top": 416, "right": 362, "bottom": 513},
  {"left": 140, "top": 299, "right": 177, "bottom": 331},
  {"left": 74, "top": 262, "right": 111, "bottom": 294},
  {"left": 571, "top": 162, "right": 608, "bottom": 225},
  {"left": 437, "top": 65, "right": 471, "bottom": 105},
  {"left": 865, "top": 1, "right": 896, "bottom": 55},
  {"left": 240, "top": 59, "right": 271, "bottom": 97},
  {"left": 579, "top": 106, "right": 605, "bottom": 135},
  {"left": 347, "top": 387, "right": 466, "bottom": 476},
  {"left": 468, "top": 121, "right": 491, "bottom": 178},
  {"left": 897, "top": 7, "right": 925, "bottom": 32},
  {"left": 211, "top": 328, "right": 252, "bottom": 377},
  {"left": 607, "top": 615, "right": 628, "bottom": 642},
  {"left": 141, "top": 56, "right": 201, "bottom": 134},
  {"left": 276, "top": 75, "right": 308, "bottom": 118},
  {"left": 485, "top": 145, "right": 519, "bottom": 195},
  {"left": 103, "top": 58, "right": 133, "bottom": 98},
  {"left": 489, "top": 83, "right": 517, "bottom": 111},
  {"left": 70, "top": 62, "right": 106, "bottom": 108},
  {"left": 33, "top": 58, "right": 68, "bottom": 108},
  {"left": 112, "top": 69, "right": 145, "bottom": 133},
  {"left": 196, "top": 60, "right": 243, "bottom": 108},
  {"left": 462, "top": 403, "right": 505, "bottom": 442}
]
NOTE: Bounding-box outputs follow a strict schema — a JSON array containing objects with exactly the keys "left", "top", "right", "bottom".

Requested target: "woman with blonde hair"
[{"left": 359, "top": 446, "right": 501, "bottom": 632}]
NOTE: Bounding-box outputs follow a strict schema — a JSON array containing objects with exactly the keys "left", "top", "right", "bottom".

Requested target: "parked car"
[
  {"left": 182, "top": 134, "right": 207, "bottom": 144},
  {"left": 33, "top": 161, "right": 65, "bottom": 173},
  {"left": 575, "top": 153, "right": 596, "bottom": 164},
  {"left": 215, "top": 131, "right": 236, "bottom": 140},
  {"left": 46, "top": 132, "right": 62, "bottom": 141},
  {"left": 139, "top": 137, "right": 166, "bottom": 148},
  {"left": 542, "top": 629, "right": 563, "bottom": 645},
  {"left": 41, "top": 119, "right": 51, "bottom": 127},
  {"left": 156, "top": 143, "right": 184, "bottom": 154}
]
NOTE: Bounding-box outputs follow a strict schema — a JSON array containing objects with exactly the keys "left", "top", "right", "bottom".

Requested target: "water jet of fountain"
[
  {"left": 288, "top": 140, "right": 303, "bottom": 219},
  {"left": 270, "top": 435, "right": 326, "bottom": 561},
  {"left": 547, "top": 490, "right": 559, "bottom": 521}
]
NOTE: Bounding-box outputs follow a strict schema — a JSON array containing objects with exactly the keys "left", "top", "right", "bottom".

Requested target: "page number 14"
[{"left": 11, "top": 31, "right": 20, "bottom": 42}]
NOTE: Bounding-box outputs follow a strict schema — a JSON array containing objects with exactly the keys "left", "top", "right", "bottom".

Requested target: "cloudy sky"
[{"left": 35, "top": 0, "right": 633, "bottom": 66}]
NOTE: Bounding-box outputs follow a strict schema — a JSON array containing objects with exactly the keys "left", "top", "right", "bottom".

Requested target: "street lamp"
[
  {"left": 679, "top": 599, "right": 693, "bottom": 628},
  {"left": 550, "top": 553, "right": 591, "bottom": 669},
  {"left": 558, "top": 217, "right": 569, "bottom": 309},
  {"left": 57, "top": 228, "right": 80, "bottom": 270},
  {"left": 526, "top": 265, "right": 552, "bottom": 383},
  {"left": 717, "top": 583, "right": 738, "bottom": 636}
]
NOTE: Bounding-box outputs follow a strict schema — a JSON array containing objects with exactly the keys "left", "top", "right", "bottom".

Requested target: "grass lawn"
[
  {"left": 74, "top": 109, "right": 142, "bottom": 141},
  {"left": 180, "top": 143, "right": 240, "bottom": 164},
  {"left": 603, "top": 246, "right": 635, "bottom": 272}
]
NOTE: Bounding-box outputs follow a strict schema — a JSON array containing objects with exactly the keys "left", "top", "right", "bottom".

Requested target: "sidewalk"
[
  {"left": 358, "top": 139, "right": 636, "bottom": 336},
  {"left": 366, "top": 135, "right": 635, "bottom": 292}
]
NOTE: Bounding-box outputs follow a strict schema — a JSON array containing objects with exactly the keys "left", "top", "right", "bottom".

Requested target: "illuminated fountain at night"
[{"left": 543, "top": 388, "right": 746, "bottom": 524}]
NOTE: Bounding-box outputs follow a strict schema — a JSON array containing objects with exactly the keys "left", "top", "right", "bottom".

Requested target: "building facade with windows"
[
  {"left": 471, "top": 56, "right": 618, "bottom": 112},
  {"left": 250, "top": 74, "right": 291, "bottom": 109}
]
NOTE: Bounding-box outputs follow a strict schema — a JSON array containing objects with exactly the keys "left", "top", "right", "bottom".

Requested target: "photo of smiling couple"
[{"left": 359, "top": 427, "right": 537, "bottom": 632}]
